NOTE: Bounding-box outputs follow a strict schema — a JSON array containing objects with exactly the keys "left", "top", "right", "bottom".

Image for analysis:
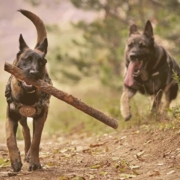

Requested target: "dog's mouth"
[
  {"left": 133, "top": 60, "right": 143, "bottom": 77},
  {"left": 21, "top": 81, "right": 36, "bottom": 93},
  {"left": 124, "top": 60, "right": 143, "bottom": 87}
]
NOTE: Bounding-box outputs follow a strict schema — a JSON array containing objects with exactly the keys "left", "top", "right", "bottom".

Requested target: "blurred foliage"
[
  {"left": 24, "top": 0, "right": 62, "bottom": 6},
  {"left": 45, "top": 84, "right": 121, "bottom": 136},
  {"left": 49, "top": 0, "right": 180, "bottom": 89},
  {"left": 24, "top": 0, "right": 40, "bottom": 6},
  {"left": 24, "top": 0, "right": 180, "bottom": 89}
]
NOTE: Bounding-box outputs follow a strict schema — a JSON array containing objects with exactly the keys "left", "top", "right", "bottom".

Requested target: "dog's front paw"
[
  {"left": 11, "top": 159, "right": 23, "bottom": 172},
  {"left": 124, "top": 114, "right": 132, "bottom": 121},
  {"left": 24, "top": 152, "right": 30, "bottom": 163},
  {"left": 29, "top": 163, "right": 42, "bottom": 171},
  {"left": 25, "top": 151, "right": 41, "bottom": 171},
  {"left": 120, "top": 92, "right": 133, "bottom": 121}
]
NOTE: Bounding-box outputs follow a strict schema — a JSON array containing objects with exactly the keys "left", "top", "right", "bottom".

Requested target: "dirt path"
[{"left": 0, "top": 128, "right": 180, "bottom": 180}]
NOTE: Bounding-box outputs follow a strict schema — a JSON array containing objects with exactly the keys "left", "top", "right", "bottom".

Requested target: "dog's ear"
[
  {"left": 35, "top": 38, "right": 48, "bottom": 55},
  {"left": 144, "top": 20, "right": 153, "bottom": 38},
  {"left": 129, "top": 24, "right": 138, "bottom": 36},
  {"left": 19, "top": 34, "right": 29, "bottom": 51}
]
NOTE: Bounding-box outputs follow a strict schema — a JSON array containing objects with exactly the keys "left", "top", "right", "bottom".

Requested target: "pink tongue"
[{"left": 124, "top": 61, "right": 137, "bottom": 87}]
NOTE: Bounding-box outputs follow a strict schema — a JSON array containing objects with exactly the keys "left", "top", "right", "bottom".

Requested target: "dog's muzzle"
[
  {"left": 29, "top": 69, "right": 40, "bottom": 79},
  {"left": 130, "top": 53, "right": 144, "bottom": 74},
  {"left": 21, "top": 81, "right": 36, "bottom": 93}
]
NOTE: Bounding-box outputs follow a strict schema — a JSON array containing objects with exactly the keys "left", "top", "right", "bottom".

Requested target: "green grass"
[{"left": 45, "top": 80, "right": 121, "bottom": 136}]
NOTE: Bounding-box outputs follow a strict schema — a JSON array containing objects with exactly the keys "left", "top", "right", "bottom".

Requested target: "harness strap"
[
  {"left": 152, "top": 46, "right": 164, "bottom": 71},
  {"left": 151, "top": 47, "right": 169, "bottom": 77}
]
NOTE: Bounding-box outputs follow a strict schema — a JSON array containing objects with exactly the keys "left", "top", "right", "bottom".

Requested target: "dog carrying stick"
[{"left": 4, "top": 62, "right": 119, "bottom": 129}]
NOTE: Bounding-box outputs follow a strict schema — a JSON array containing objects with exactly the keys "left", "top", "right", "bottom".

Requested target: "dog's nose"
[
  {"left": 29, "top": 70, "right": 39, "bottom": 78},
  {"left": 130, "top": 53, "right": 138, "bottom": 60}
]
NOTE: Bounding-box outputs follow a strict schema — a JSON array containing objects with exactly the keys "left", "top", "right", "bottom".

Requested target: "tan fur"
[
  {"left": 5, "top": 10, "right": 51, "bottom": 172},
  {"left": 120, "top": 89, "right": 135, "bottom": 120}
]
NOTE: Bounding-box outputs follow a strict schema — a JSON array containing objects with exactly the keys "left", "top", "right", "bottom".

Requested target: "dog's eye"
[
  {"left": 128, "top": 42, "right": 133, "bottom": 48},
  {"left": 25, "top": 56, "right": 32, "bottom": 62},
  {"left": 28, "top": 55, "right": 32, "bottom": 60},
  {"left": 39, "top": 62, "right": 44, "bottom": 66},
  {"left": 139, "top": 43, "right": 147, "bottom": 48},
  {"left": 39, "top": 59, "right": 47, "bottom": 66}
]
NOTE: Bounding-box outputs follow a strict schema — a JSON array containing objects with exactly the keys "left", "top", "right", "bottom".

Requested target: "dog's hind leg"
[
  {"left": 164, "top": 83, "right": 178, "bottom": 111},
  {"left": 151, "top": 90, "right": 163, "bottom": 114},
  {"left": 120, "top": 86, "right": 136, "bottom": 121},
  {"left": 6, "top": 109, "right": 22, "bottom": 172},
  {"left": 27, "top": 106, "right": 48, "bottom": 171},
  {"left": 19, "top": 117, "right": 31, "bottom": 161}
]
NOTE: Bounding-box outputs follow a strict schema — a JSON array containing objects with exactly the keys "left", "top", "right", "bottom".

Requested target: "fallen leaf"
[
  {"left": 144, "top": 140, "right": 152, "bottom": 145},
  {"left": 59, "top": 176, "right": 69, "bottom": 180},
  {"left": 90, "top": 164, "right": 101, "bottom": 169},
  {"left": 99, "top": 171, "right": 107, "bottom": 175},
  {"left": 132, "top": 169, "right": 140, "bottom": 175},
  {"left": 134, "top": 154, "right": 144, "bottom": 161},
  {"left": 82, "top": 149, "right": 92, "bottom": 154},
  {"left": 86, "top": 174, "right": 95, "bottom": 180},
  {"left": 112, "top": 157, "right": 119, "bottom": 161},
  {"left": 129, "top": 165, "right": 140, "bottom": 169},
  {"left": 105, "top": 147, "right": 109, "bottom": 152},
  {"left": 119, "top": 173, "right": 136, "bottom": 178},
  {"left": 90, "top": 143, "right": 105, "bottom": 148},
  {"left": 149, "top": 171, "right": 160, "bottom": 177},
  {"left": 167, "top": 170, "right": 175, "bottom": 175},
  {"left": 45, "top": 162, "right": 54, "bottom": 167},
  {"left": 120, "top": 136, "right": 126, "bottom": 140},
  {"left": 135, "top": 151, "right": 145, "bottom": 161},
  {"left": 137, "top": 151, "right": 144, "bottom": 156},
  {"left": 70, "top": 176, "right": 85, "bottom": 180},
  {"left": 0, "top": 158, "right": 10, "bottom": 168},
  {"left": 53, "top": 148, "right": 59, "bottom": 154},
  {"left": 157, "top": 163, "right": 163, "bottom": 166}
]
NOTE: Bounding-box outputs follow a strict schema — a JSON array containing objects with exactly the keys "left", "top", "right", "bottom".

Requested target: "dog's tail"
[{"left": 18, "top": 9, "right": 47, "bottom": 48}]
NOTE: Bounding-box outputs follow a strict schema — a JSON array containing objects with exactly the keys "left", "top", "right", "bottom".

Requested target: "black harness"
[{"left": 5, "top": 77, "right": 50, "bottom": 118}]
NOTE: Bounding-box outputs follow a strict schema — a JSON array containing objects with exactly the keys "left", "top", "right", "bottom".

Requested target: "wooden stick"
[{"left": 4, "top": 62, "right": 119, "bottom": 129}]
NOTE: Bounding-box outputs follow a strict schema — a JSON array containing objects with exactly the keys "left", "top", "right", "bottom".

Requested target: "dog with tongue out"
[{"left": 120, "top": 20, "right": 180, "bottom": 121}]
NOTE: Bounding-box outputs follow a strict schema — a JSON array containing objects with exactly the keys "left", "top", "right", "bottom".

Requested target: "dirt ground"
[{"left": 0, "top": 127, "right": 180, "bottom": 180}]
